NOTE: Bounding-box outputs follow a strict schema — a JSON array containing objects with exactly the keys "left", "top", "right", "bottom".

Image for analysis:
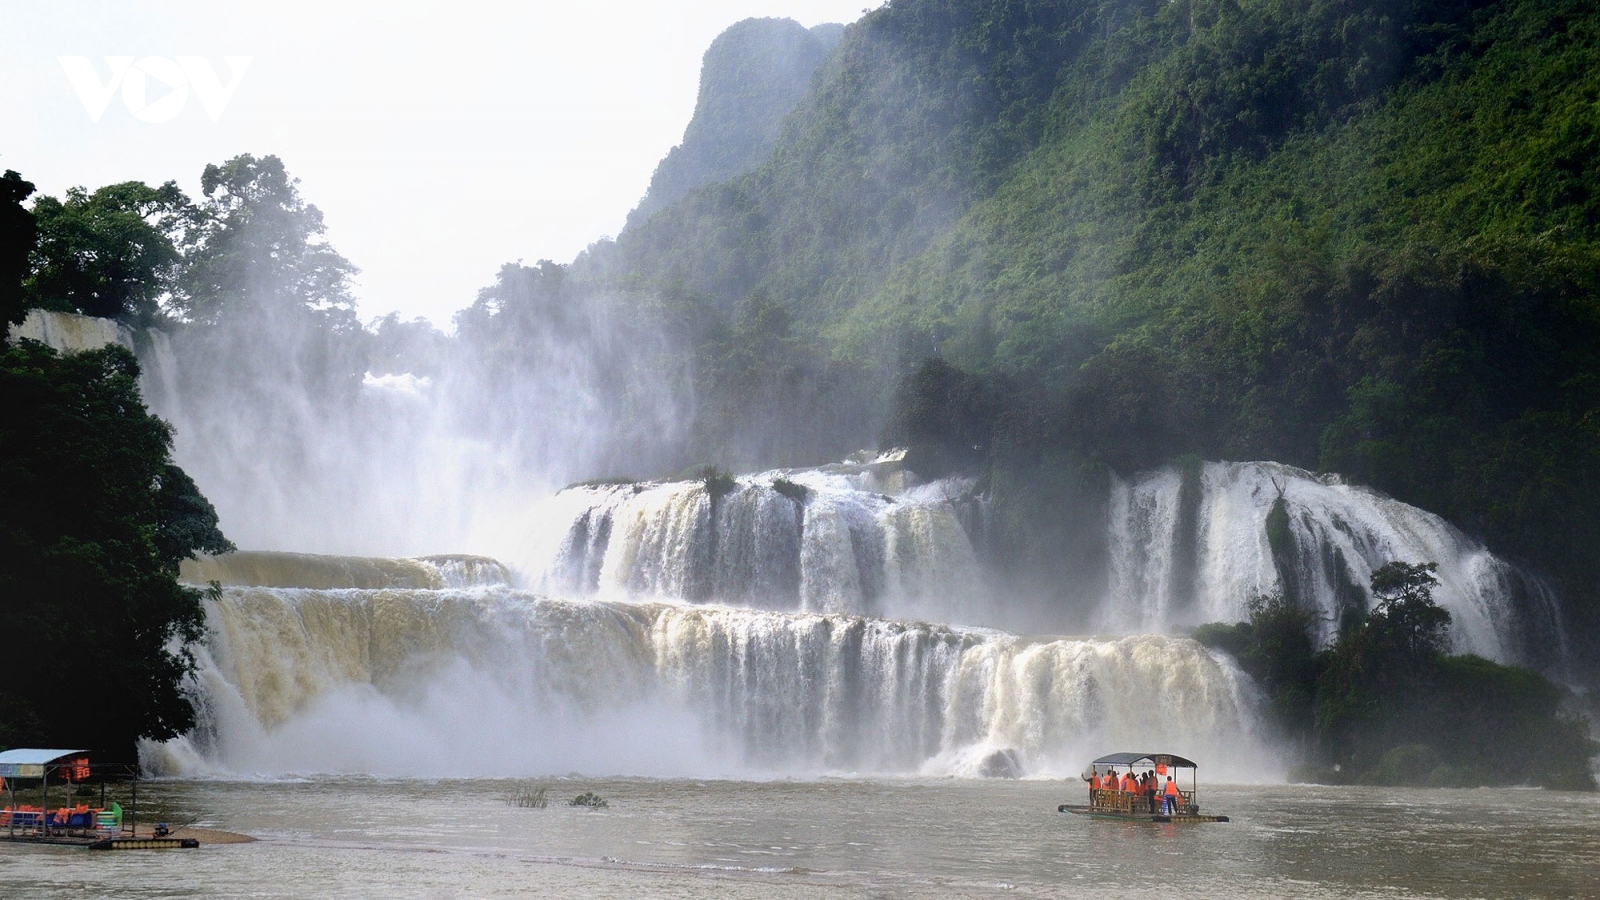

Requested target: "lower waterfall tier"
[{"left": 150, "top": 586, "right": 1265, "bottom": 780}]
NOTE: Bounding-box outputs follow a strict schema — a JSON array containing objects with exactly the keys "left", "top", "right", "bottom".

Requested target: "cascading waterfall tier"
[
  {"left": 541, "top": 455, "right": 1566, "bottom": 671},
  {"left": 181, "top": 551, "right": 513, "bottom": 590},
  {"left": 544, "top": 453, "right": 987, "bottom": 624},
  {"left": 1104, "top": 461, "right": 1568, "bottom": 669},
  {"left": 153, "top": 560, "right": 1263, "bottom": 779}
]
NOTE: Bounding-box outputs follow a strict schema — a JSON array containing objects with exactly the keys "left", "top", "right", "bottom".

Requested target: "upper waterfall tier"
[
  {"left": 6, "top": 309, "right": 133, "bottom": 354},
  {"left": 543, "top": 452, "right": 985, "bottom": 625},
  {"left": 153, "top": 584, "right": 1263, "bottom": 779},
  {"left": 539, "top": 456, "right": 1565, "bottom": 669},
  {"left": 181, "top": 551, "right": 513, "bottom": 590}
]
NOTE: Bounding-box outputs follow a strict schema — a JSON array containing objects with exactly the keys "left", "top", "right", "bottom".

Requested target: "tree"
[
  {"left": 25, "top": 181, "right": 195, "bottom": 326},
  {"left": 882, "top": 356, "right": 1001, "bottom": 478},
  {"left": 0, "top": 170, "right": 37, "bottom": 329},
  {"left": 174, "top": 153, "right": 357, "bottom": 323},
  {"left": 1194, "top": 592, "right": 1320, "bottom": 735},
  {"left": 1367, "top": 561, "right": 1451, "bottom": 661},
  {"left": 0, "top": 341, "right": 231, "bottom": 759},
  {"left": 164, "top": 154, "right": 367, "bottom": 411},
  {"left": 1314, "top": 560, "right": 1455, "bottom": 772}
]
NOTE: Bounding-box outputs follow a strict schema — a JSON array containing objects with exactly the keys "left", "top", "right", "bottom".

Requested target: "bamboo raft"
[
  {"left": 1058, "top": 803, "right": 1229, "bottom": 824},
  {"left": 88, "top": 837, "right": 200, "bottom": 850},
  {"left": 1060, "top": 752, "right": 1229, "bottom": 824}
]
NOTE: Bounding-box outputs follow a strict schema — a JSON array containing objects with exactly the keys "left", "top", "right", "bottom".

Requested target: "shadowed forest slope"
[{"left": 564, "top": 0, "right": 1600, "bottom": 667}]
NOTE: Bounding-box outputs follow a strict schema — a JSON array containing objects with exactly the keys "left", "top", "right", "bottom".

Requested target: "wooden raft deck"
[{"left": 1058, "top": 803, "right": 1229, "bottom": 823}]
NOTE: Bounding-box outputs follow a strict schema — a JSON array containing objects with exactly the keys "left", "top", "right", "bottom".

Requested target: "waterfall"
[
  {"left": 541, "top": 456, "right": 1567, "bottom": 672},
  {"left": 152, "top": 574, "right": 1264, "bottom": 779},
  {"left": 1103, "top": 462, "right": 1569, "bottom": 669},
  {"left": 6, "top": 309, "right": 133, "bottom": 354},
  {"left": 180, "top": 551, "right": 513, "bottom": 590},
  {"left": 149, "top": 448, "right": 1576, "bottom": 779},
  {"left": 545, "top": 454, "right": 987, "bottom": 624}
]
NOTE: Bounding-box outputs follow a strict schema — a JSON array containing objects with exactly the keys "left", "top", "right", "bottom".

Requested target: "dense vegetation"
[
  {"left": 0, "top": 340, "right": 234, "bottom": 761},
  {"left": 1, "top": 171, "right": 232, "bottom": 758},
  {"left": 576, "top": 0, "right": 1600, "bottom": 684},
  {"left": 0, "top": 169, "right": 242, "bottom": 759},
  {"left": 1197, "top": 563, "right": 1597, "bottom": 789}
]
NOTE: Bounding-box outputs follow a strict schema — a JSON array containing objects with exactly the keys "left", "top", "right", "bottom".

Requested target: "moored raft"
[
  {"left": 0, "top": 749, "right": 204, "bottom": 848},
  {"left": 88, "top": 836, "right": 200, "bottom": 850}
]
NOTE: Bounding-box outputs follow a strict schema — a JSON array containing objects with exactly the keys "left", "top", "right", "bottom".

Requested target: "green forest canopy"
[{"left": 570, "top": 0, "right": 1600, "bottom": 675}]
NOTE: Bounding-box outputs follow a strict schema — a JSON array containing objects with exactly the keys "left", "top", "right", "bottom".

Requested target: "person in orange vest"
[
  {"left": 1121, "top": 771, "right": 1135, "bottom": 794},
  {"left": 1089, "top": 770, "right": 1101, "bottom": 803},
  {"left": 1163, "top": 776, "right": 1180, "bottom": 814}
]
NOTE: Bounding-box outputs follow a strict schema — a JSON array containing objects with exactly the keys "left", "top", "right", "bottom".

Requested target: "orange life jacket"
[
  {"left": 1090, "top": 774, "right": 1101, "bottom": 790},
  {"left": 1164, "top": 780, "right": 1180, "bottom": 796}
]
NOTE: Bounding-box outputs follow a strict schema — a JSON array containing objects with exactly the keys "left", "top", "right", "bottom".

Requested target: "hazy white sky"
[{"left": 2, "top": 1, "right": 870, "bottom": 325}]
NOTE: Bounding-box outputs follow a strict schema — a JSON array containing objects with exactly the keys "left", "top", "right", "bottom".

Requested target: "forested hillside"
[{"left": 568, "top": 0, "right": 1600, "bottom": 673}]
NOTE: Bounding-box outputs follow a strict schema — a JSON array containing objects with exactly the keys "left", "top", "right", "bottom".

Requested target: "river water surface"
[{"left": 2, "top": 779, "right": 1595, "bottom": 898}]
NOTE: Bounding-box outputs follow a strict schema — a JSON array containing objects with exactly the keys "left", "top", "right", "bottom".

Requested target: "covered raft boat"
[
  {"left": 1058, "top": 752, "right": 1229, "bottom": 823},
  {"left": 0, "top": 748, "right": 197, "bottom": 849}
]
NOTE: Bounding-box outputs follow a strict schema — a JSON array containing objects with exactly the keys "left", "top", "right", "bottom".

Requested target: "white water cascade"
[
  {"left": 151, "top": 453, "right": 1570, "bottom": 779},
  {"left": 543, "top": 453, "right": 988, "bottom": 625},
  {"left": 152, "top": 552, "right": 1263, "bottom": 779},
  {"left": 541, "top": 456, "right": 1566, "bottom": 671},
  {"left": 1103, "top": 461, "right": 1567, "bottom": 670}
]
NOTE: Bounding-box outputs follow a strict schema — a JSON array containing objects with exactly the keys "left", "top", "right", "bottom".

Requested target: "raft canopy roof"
[
  {"left": 0, "top": 748, "right": 89, "bottom": 778},
  {"left": 1091, "top": 753, "right": 1198, "bottom": 769}
]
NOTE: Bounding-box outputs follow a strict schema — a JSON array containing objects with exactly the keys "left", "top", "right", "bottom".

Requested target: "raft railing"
[{"left": 1087, "top": 788, "right": 1197, "bottom": 815}]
